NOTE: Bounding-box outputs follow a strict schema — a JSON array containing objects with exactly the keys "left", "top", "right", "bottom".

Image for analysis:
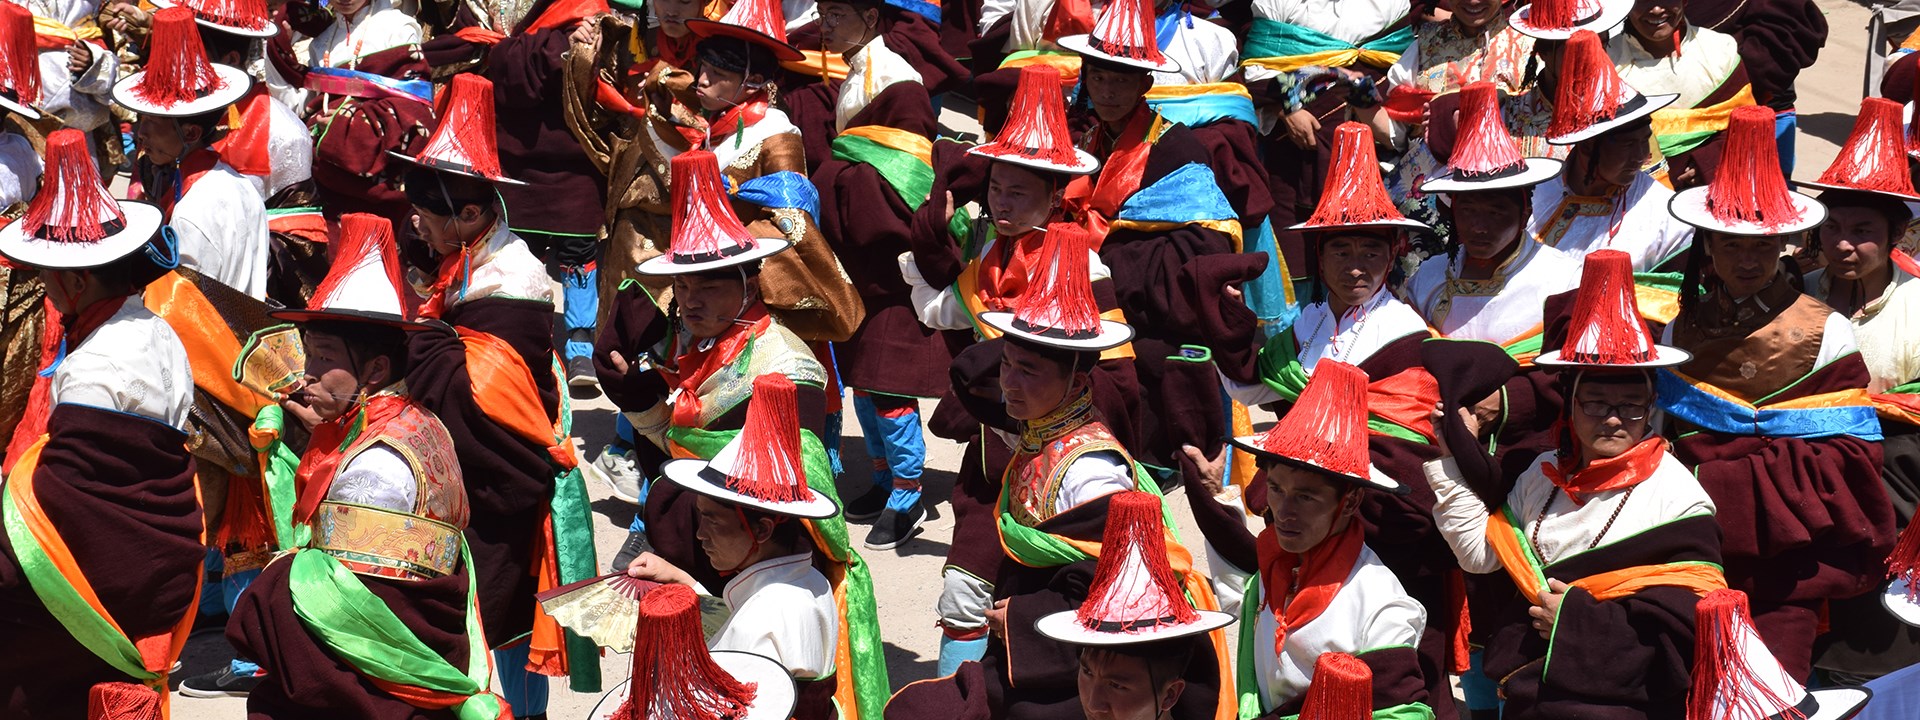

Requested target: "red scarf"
[
  {"left": 978, "top": 228, "right": 1051, "bottom": 309},
  {"left": 152, "top": 149, "right": 223, "bottom": 219},
  {"left": 1542, "top": 436, "right": 1668, "bottom": 506},
  {"left": 292, "top": 392, "right": 410, "bottom": 524},
  {"left": 663, "top": 305, "right": 772, "bottom": 429},
  {"left": 682, "top": 95, "right": 769, "bottom": 148},
  {"left": 1255, "top": 520, "right": 1365, "bottom": 658},
  {"left": 1065, "top": 107, "right": 1154, "bottom": 238},
  {"left": 417, "top": 222, "right": 503, "bottom": 319}
]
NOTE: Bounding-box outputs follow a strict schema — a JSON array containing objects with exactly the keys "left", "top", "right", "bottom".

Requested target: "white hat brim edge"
[
  {"left": 1287, "top": 216, "right": 1431, "bottom": 232},
  {"left": 1668, "top": 188, "right": 1827, "bottom": 236},
  {"left": 1547, "top": 93, "right": 1680, "bottom": 146},
  {"left": 148, "top": 0, "right": 280, "bottom": 37},
  {"left": 1884, "top": 577, "right": 1920, "bottom": 627},
  {"left": 1535, "top": 345, "right": 1692, "bottom": 369},
  {"left": 969, "top": 146, "right": 1103, "bottom": 176},
  {"left": 0, "top": 93, "right": 41, "bottom": 121},
  {"left": 386, "top": 150, "right": 533, "bottom": 186},
  {"left": 1509, "top": 0, "right": 1630, "bottom": 39},
  {"left": 1056, "top": 34, "right": 1182, "bottom": 75},
  {"left": 587, "top": 651, "right": 798, "bottom": 720},
  {"left": 1798, "top": 179, "right": 1920, "bottom": 206},
  {"left": 1033, "top": 609, "right": 1234, "bottom": 646},
  {"left": 633, "top": 237, "right": 793, "bottom": 276},
  {"left": 979, "top": 311, "right": 1134, "bottom": 352},
  {"left": 112, "top": 63, "right": 252, "bottom": 117},
  {"left": 1226, "top": 434, "right": 1405, "bottom": 495},
  {"left": 1420, "top": 158, "right": 1564, "bottom": 194},
  {"left": 1807, "top": 686, "right": 1873, "bottom": 720},
  {"left": 0, "top": 202, "right": 165, "bottom": 270},
  {"left": 661, "top": 457, "right": 841, "bottom": 520}
]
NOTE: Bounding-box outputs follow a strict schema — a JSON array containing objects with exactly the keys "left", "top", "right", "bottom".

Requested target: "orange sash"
[{"left": 1485, "top": 507, "right": 1726, "bottom": 606}]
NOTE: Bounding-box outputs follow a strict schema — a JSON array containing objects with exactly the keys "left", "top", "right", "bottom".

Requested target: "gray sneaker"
[{"left": 590, "top": 445, "right": 642, "bottom": 504}]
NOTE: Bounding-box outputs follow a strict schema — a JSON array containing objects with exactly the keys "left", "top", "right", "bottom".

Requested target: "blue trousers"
[
  {"left": 851, "top": 391, "right": 926, "bottom": 511},
  {"left": 494, "top": 643, "right": 549, "bottom": 717}
]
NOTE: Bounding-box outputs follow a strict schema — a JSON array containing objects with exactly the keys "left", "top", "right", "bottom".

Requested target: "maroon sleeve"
[
  {"left": 1186, "top": 121, "right": 1276, "bottom": 228},
  {"left": 488, "top": 28, "right": 574, "bottom": 108},
  {"left": 910, "top": 139, "right": 991, "bottom": 291},
  {"left": 1533, "top": 586, "right": 1700, "bottom": 708},
  {"left": 1688, "top": 0, "right": 1824, "bottom": 108},
  {"left": 999, "top": 559, "right": 1099, "bottom": 689},
  {"left": 884, "top": 659, "right": 998, "bottom": 720},
  {"left": 593, "top": 282, "right": 671, "bottom": 413}
]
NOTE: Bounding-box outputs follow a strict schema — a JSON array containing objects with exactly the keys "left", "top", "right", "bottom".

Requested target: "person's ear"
[
  {"left": 1159, "top": 679, "right": 1186, "bottom": 715},
  {"left": 459, "top": 203, "right": 484, "bottom": 225},
  {"left": 755, "top": 516, "right": 780, "bottom": 543},
  {"left": 361, "top": 353, "right": 392, "bottom": 389},
  {"left": 180, "top": 122, "right": 205, "bottom": 147},
  {"left": 861, "top": 7, "right": 879, "bottom": 28}
]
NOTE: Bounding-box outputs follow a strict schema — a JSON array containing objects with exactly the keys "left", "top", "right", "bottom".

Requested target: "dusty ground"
[{"left": 171, "top": 1, "right": 1879, "bottom": 713}]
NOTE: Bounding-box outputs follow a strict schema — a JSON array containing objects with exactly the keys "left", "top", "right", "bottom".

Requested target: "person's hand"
[
  {"left": 941, "top": 191, "right": 956, "bottom": 226},
  {"left": 280, "top": 382, "right": 323, "bottom": 431},
  {"left": 103, "top": 2, "right": 151, "bottom": 34},
  {"left": 985, "top": 598, "right": 1010, "bottom": 638},
  {"left": 626, "top": 551, "right": 697, "bottom": 587},
  {"left": 1528, "top": 579, "right": 1570, "bottom": 639},
  {"left": 1224, "top": 283, "right": 1243, "bottom": 302},
  {"left": 569, "top": 20, "right": 601, "bottom": 48},
  {"left": 1181, "top": 443, "right": 1228, "bottom": 496},
  {"left": 66, "top": 42, "right": 91, "bottom": 75},
  {"left": 1429, "top": 401, "right": 1485, "bottom": 459},
  {"left": 1284, "top": 109, "right": 1320, "bottom": 149}
]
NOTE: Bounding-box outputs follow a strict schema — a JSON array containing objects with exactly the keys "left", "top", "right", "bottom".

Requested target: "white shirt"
[
  {"left": 837, "top": 37, "right": 922, "bottom": 132},
  {"left": 52, "top": 295, "right": 193, "bottom": 430},
  {"left": 171, "top": 159, "right": 271, "bottom": 299},
  {"left": 306, "top": 0, "right": 423, "bottom": 69},
  {"left": 326, "top": 445, "right": 418, "bottom": 512},
  {"left": 1528, "top": 173, "right": 1694, "bottom": 271},
  {"left": 1155, "top": 10, "right": 1239, "bottom": 86},
  {"left": 35, "top": 45, "right": 117, "bottom": 134},
  {"left": 1247, "top": 542, "right": 1427, "bottom": 710},
  {"left": 1808, "top": 264, "right": 1920, "bottom": 392},
  {"left": 1403, "top": 239, "right": 1581, "bottom": 345},
  {"left": 0, "top": 133, "right": 43, "bottom": 209},
  {"left": 457, "top": 223, "right": 556, "bottom": 307},
  {"left": 1222, "top": 293, "right": 1431, "bottom": 408},
  {"left": 708, "top": 553, "right": 839, "bottom": 679}
]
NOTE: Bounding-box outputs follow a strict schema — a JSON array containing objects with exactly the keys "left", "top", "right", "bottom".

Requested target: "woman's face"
[
  {"left": 1451, "top": 0, "right": 1501, "bottom": 31},
  {"left": 1450, "top": 190, "right": 1529, "bottom": 261},
  {"left": 1318, "top": 233, "right": 1393, "bottom": 310},
  {"left": 1628, "top": 0, "right": 1685, "bottom": 45},
  {"left": 1819, "top": 205, "right": 1895, "bottom": 284},
  {"left": 1705, "top": 231, "right": 1785, "bottom": 298},
  {"left": 986, "top": 163, "right": 1059, "bottom": 237},
  {"left": 818, "top": 1, "right": 877, "bottom": 54}
]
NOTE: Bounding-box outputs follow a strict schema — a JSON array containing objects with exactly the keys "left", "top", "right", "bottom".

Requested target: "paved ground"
[{"left": 172, "top": 2, "right": 1880, "bottom": 713}]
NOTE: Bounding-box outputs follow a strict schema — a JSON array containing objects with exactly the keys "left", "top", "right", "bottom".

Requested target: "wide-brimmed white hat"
[
  {"left": 1035, "top": 490, "right": 1233, "bottom": 645},
  {"left": 0, "top": 129, "right": 164, "bottom": 270},
  {"left": 634, "top": 149, "right": 792, "bottom": 276},
  {"left": 111, "top": 7, "right": 251, "bottom": 116},
  {"left": 662, "top": 373, "right": 839, "bottom": 519}
]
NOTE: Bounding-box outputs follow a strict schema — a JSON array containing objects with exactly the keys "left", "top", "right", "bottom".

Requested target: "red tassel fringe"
[
  {"left": 619, "top": 585, "right": 758, "bottom": 720},
  {"left": 1304, "top": 122, "right": 1402, "bottom": 227},
  {"left": 136, "top": 8, "right": 226, "bottom": 107},
  {"left": 215, "top": 471, "right": 275, "bottom": 553},
  {"left": 1258, "top": 359, "right": 1372, "bottom": 479},
  {"left": 417, "top": 74, "right": 504, "bottom": 179},
  {"left": 196, "top": 0, "right": 269, "bottom": 29},
  {"left": 0, "top": 2, "right": 38, "bottom": 106},
  {"left": 1075, "top": 491, "right": 1196, "bottom": 631},
  {"left": 1087, "top": 0, "right": 1163, "bottom": 63},
  {"left": 1705, "top": 105, "right": 1802, "bottom": 229},
  {"left": 1816, "top": 97, "right": 1916, "bottom": 196},
  {"left": 1890, "top": 521, "right": 1920, "bottom": 603},
  {"left": 1, "top": 299, "right": 57, "bottom": 474},
  {"left": 1560, "top": 250, "right": 1654, "bottom": 363},
  {"left": 1548, "top": 31, "right": 1622, "bottom": 140},
  {"left": 1688, "top": 590, "right": 1799, "bottom": 720},
  {"left": 1012, "top": 221, "right": 1101, "bottom": 337},
  {"left": 1526, "top": 0, "right": 1586, "bottom": 30},
  {"left": 722, "top": 0, "right": 792, "bottom": 44},
  {"left": 1299, "top": 652, "right": 1371, "bottom": 720},
  {"left": 1450, "top": 82, "right": 1524, "bottom": 177},
  {"left": 311, "top": 213, "right": 403, "bottom": 309},
  {"left": 668, "top": 150, "right": 758, "bottom": 259},
  {"left": 728, "top": 374, "right": 809, "bottom": 503},
  {"left": 21, "top": 129, "right": 123, "bottom": 244},
  {"left": 983, "top": 65, "right": 1081, "bottom": 166}
]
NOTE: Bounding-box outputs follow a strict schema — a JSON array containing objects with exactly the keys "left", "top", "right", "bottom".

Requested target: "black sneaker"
[
  {"left": 610, "top": 528, "right": 655, "bottom": 573},
  {"left": 863, "top": 501, "right": 927, "bottom": 550},
  {"left": 177, "top": 666, "right": 264, "bottom": 698},
  {"left": 567, "top": 355, "right": 601, "bottom": 398},
  {"left": 843, "top": 485, "right": 889, "bottom": 522}
]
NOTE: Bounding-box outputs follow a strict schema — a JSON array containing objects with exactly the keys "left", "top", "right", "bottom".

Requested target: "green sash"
[
  {"left": 830, "top": 129, "right": 934, "bottom": 211},
  {"left": 548, "top": 363, "right": 602, "bottom": 692},
  {"left": 251, "top": 404, "right": 310, "bottom": 549},
  {"left": 995, "top": 458, "right": 1174, "bottom": 568},
  {"left": 1242, "top": 20, "right": 1413, "bottom": 70}
]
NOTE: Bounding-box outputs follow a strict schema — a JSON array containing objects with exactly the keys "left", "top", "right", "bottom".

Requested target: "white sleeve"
[
  {"left": 1423, "top": 457, "right": 1502, "bottom": 574},
  {"left": 1055, "top": 450, "right": 1137, "bottom": 514},
  {"left": 328, "top": 445, "right": 420, "bottom": 512},
  {"left": 900, "top": 251, "right": 975, "bottom": 331},
  {"left": 1363, "top": 583, "right": 1429, "bottom": 649},
  {"left": 1220, "top": 366, "right": 1283, "bottom": 407},
  {"left": 711, "top": 587, "right": 837, "bottom": 678},
  {"left": 1815, "top": 312, "right": 1861, "bottom": 369}
]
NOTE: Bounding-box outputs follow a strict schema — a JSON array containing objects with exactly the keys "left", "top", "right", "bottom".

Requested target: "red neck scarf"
[
  {"left": 1256, "top": 520, "right": 1365, "bottom": 658},
  {"left": 152, "top": 149, "right": 223, "bottom": 218},
  {"left": 1065, "top": 106, "right": 1154, "bottom": 235},
  {"left": 416, "top": 222, "right": 500, "bottom": 319},
  {"left": 1544, "top": 436, "right": 1667, "bottom": 506},
  {"left": 685, "top": 94, "right": 769, "bottom": 148},
  {"left": 292, "top": 392, "right": 410, "bottom": 524},
  {"left": 664, "top": 305, "right": 772, "bottom": 429},
  {"left": 37, "top": 295, "right": 124, "bottom": 380},
  {"left": 978, "top": 227, "right": 1051, "bottom": 310}
]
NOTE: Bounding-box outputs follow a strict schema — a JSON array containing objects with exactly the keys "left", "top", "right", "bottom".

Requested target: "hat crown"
[
  {"left": 414, "top": 74, "right": 507, "bottom": 180},
  {"left": 1303, "top": 123, "right": 1408, "bottom": 227},
  {"left": 179, "top": 0, "right": 270, "bottom": 31},
  {"left": 1074, "top": 491, "right": 1198, "bottom": 633},
  {"left": 134, "top": 7, "right": 229, "bottom": 108},
  {"left": 310, "top": 214, "right": 408, "bottom": 317},
  {"left": 624, "top": 584, "right": 760, "bottom": 720},
  {"left": 667, "top": 149, "right": 761, "bottom": 264},
  {"left": 1011, "top": 222, "right": 1103, "bottom": 340},
  {"left": 1300, "top": 652, "right": 1372, "bottom": 720},
  {"left": 1548, "top": 30, "right": 1629, "bottom": 139},
  {"left": 20, "top": 129, "right": 125, "bottom": 245},
  {"left": 1558, "top": 250, "right": 1657, "bottom": 365},
  {"left": 1688, "top": 589, "right": 1811, "bottom": 720},
  {"left": 719, "top": 374, "right": 811, "bottom": 504},
  {"left": 1525, "top": 0, "right": 1601, "bottom": 31},
  {"left": 1815, "top": 97, "right": 1917, "bottom": 196},
  {"left": 89, "top": 682, "right": 162, "bottom": 720},
  {"left": 973, "top": 65, "right": 1085, "bottom": 171},
  {"left": 1891, "top": 521, "right": 1920, "bottom": 606},
  {"left": 0, "top": 2, "right": 38, "bottom": 106},
  {"left": 1085, "top": 0, "right": 1165, "bottom": 65},
  {"left": 1703, "top": 105, "right": 1805, "bottom": 230},
  {"left": 716, "top": 0, "right": 791, "bottom": 44},
  {"left": 1255, "top": 360, "right": 1373, "bottom": 479},
  {"left": 1450, "top": 82, "right": 1526, "bottom": 179}
]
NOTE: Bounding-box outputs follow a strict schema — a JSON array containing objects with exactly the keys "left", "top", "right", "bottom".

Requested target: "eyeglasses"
[{"left": 1578, "top": 401, "right": 1650, "bottom": 422}]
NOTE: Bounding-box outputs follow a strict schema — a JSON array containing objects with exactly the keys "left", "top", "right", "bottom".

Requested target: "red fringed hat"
[
  {"left": 1421, "top": 82, "right": 1563, "bottom": 193},
  {"left": 1510, "top": 0, "right": 1628, "bottom": 39},
  {"left": 685, "top": 0, "right": 805, "bottom": 62},
  {"left": 1299, "top": 653, "right": 1372, "bottom": 720},
  {"left": 0, "top": 129, "right": 164, "bottom": 270},
  {"left": 1035, "top": 491, "right": 1233, "bottom": 645},
  {"left": 1688, "top": 589, "right": 1870, "bottom": 720},
  {"left": 1536, "top": 250, "right": 1690, "bottom": 368},
  {"left": 88, "top": 682, "right": 162, "bottom": 720},
  {"left": 663, "top": 374, "right": 839, "bottom": 518},
  {"left": 392, "top": 73, "right": 527, "bottom": 186},
  {"left": 270, "top": 214, "right": 425, "bottom": 330},
  {"left": 151, "top": 0, "right": 277, "bottom": 37},
  {"left": 1057, "top": 0, "right": 1179, "bottom": 74},
  {"left": 635, "top": 149, "right": 790, "bottom": 276},
  {"left": 1546, "top": 30, "right": 1677, "bottom": 145},
  {"left": 0, "top": 1, "right": 41, "bottom": 120},
  {"left": 1290, "top": 122, "right": 1428, "bottom": 232},
  {"left": 589, "top": 584, "right": 798, "bottom": 720},
  {"left": 111, "top": 7, "right": 251, "bottom": 117},
  {"left": 969, "top": 64, "right": 1101, "bottom": 175},
  {"left": 1885, "top": 521, "right": 1920, "bottom": 627},
  {"left": 1229, "top": 359, "right": 1404, "bottom": 494},
  {"left": 1669, "top": 105, "right": 1826, "bottom": 236},
  {"left": 1800, "top": 97, "right": 1920, "bottom": 204},
  {"left": 979, "top": 221, "right": 1135, "bottom": 351}
]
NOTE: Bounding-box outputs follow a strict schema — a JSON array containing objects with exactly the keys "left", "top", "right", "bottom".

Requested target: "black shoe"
[
  {"left": 610, "top": 528, "right": 655, "bottom": 572},
  {"left": 863, "top": 501, "right": 927, "bottom": 550},
  {"left": 843, "top": 485, "right": 888, "bottom": 522},
  {"left": 177, "top": 666, "right": 264, "bottom": 698},
  {"left": 567, "top": 355, "right": 601, "bottom": 398}
]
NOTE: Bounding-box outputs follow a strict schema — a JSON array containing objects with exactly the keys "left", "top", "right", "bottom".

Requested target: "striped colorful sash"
[
  {"left": 830, "top": 126, "right": 935, "bottom": 210},
  {"left": 1655, "top": 369, "right": 1883, "bottom": 441},
  {"left": 1144, "top": 83, "right": 1259, "bottom": 128},
  {"left": 1242, "top": 19, "right": 1412, "bottom": 73},
  {"left": 1649, "top": 84, "right": 1755, "bottom": 159}
]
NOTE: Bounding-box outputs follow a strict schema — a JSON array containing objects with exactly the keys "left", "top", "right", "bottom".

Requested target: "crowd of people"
[{"left": 2, "top": 0, "right": 1919, "bottom": 715}]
